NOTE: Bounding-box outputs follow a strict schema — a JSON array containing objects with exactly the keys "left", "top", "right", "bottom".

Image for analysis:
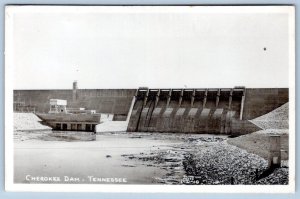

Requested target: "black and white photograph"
[{"left": 5, "top": 5, "right": 295, "bottom": 192}]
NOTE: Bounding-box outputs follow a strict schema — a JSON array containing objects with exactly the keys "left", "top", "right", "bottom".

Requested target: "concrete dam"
[
  {"left": 127, "top": 88, "right": 288, "bottom": 135},
  {"left": 14, "top": 89, "right": 136, "bottom": 117},
  {"left": 14, "top": 86, "right": 288, "bottom": 135}
]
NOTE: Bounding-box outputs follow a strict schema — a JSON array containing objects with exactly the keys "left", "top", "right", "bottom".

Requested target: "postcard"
[{"left": 5, "top": 5, "right": 295, "bottom": 192}]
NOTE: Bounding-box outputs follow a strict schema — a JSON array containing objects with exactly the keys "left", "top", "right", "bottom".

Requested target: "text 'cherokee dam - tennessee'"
[{"left": 13, "top": 82, "right": 288, "bottom": 135}]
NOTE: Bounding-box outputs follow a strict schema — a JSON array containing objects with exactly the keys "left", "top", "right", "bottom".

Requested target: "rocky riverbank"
[
  {"left": 121, "top": 133, "right": 288, "bottom": 185},
  {"left": 182, "top": 141, "right": 288, "bottom": 185}
]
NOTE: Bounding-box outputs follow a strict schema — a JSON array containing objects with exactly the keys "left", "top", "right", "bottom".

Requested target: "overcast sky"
[{"left": 7, "top": 6, "right": 293, "bottom": 89}]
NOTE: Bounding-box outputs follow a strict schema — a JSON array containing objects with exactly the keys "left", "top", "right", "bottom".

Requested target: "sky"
[{"left": 7, "top": 6, "right": 293, "bottom": 89}]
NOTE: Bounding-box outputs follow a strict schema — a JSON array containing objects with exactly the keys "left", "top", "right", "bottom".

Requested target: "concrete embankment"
[{"left": 14, "top": 113, "right": 52, "bottom": 131}]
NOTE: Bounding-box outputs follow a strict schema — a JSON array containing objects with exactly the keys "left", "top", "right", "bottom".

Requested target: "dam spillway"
[{"left": 127, "top": 88, "right": 288, "bottom": 135}]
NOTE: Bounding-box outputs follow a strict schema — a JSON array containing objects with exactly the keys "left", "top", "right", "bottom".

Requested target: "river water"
[{"left": 14, "top": 131, "right": 227, "bottom": 184}]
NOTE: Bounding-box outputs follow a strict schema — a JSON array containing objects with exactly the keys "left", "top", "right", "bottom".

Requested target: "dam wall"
[
  {"left": 242, "top": 88, "right": 288, "bottom": 120},
  {"left": 127, "top": 88, "right": 288, "bottom": 135},
  {"left": 13, "top": 89, "right": 136, "bottom": 115},
  {"left": 14, "top": 87, "right": 289, "bottom": 135}
]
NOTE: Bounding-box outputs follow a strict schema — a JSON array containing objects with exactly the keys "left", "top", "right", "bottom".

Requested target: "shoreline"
[{"left": 13, "top": 130, "right": 288, "bottom": 185}]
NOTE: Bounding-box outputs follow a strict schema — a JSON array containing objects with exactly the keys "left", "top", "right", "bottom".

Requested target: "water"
[{"left": 14, "top": 131, "right": 188, "bottom": 184}]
